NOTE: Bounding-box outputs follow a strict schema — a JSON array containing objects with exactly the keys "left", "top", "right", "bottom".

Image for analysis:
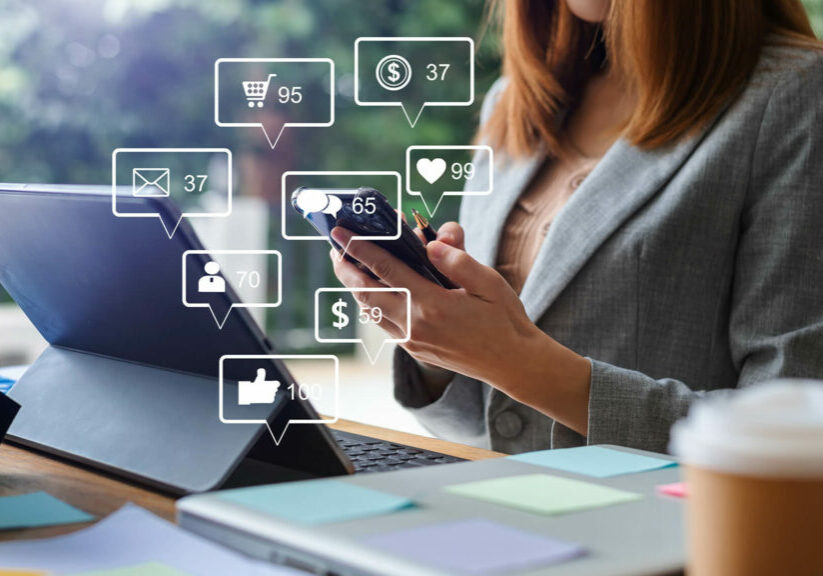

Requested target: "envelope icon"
[{"left": 132, "top": 167, "right": 171, "bottom": 197}]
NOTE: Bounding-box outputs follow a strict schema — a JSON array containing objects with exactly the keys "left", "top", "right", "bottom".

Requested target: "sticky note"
[
  {"left": 363, "top": 518, "right": 585, "bottom": 575},
  {"left": 0, "top": 379, "right": 15, "bottom": 395},
  {"left": 444, "top": 474, "right": 641, "bottom": 516},
  {"left": 0, "top": 570, "right": 49, "bottom": 576},
  {"left": 657, "top": 482, "right": 688, "bottom": 499},
  {"left": 509, "top": 445, "right": 677, "bottom": 478},
  {"left": 0, "top": 492, "right": 94, "bottom": 530},
  {"left": 218, "top": 479, "right": 414, "bottom": 525},
  {"left": 70, "top": 562, "right": 188, "bottom": 576}
]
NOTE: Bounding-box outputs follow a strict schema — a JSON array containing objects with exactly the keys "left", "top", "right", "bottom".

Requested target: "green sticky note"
[
  {"left": 509, "top": 446, "right": 677, "bottom": 478},
  {"left": 0, "top": 492, "right": 94, "bottom": 530},
  {"left": 218, "top": 479, "right": 415, "bottom": 525},
  {"left": 444, "top": 474, "right": 641, "bottom": 516},
  {"left": 70, "top": 563, "right": 188, "bottom": 576}
]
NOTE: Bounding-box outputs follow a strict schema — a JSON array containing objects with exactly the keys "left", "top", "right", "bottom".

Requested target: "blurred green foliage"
[
  {"left": 808, "top": 0, "right": 823, "bottom": 35},
  {"left": 0, "top": 0, "right": 499, "bottom": 182},
  {"left": 0, "top": 0, "right": 499, "bottom": 314},
  {"left": 0, "top": 0, "right": 821, "bottom": 310}
]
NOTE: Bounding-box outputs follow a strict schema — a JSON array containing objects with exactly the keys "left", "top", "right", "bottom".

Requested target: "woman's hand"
[{"left": 329, "top": 222, "right": 592, "bottom": 435}]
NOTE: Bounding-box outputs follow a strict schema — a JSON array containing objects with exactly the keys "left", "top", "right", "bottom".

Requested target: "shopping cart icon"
[{"left": 242, "top": 74, "right": 277, "bottom": 108}]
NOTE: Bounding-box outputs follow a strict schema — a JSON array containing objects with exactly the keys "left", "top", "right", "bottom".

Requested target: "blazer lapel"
[{"left": 518, "top": 131, "right": 710, "bottom": 322}]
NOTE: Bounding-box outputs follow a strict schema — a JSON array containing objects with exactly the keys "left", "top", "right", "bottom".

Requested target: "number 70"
[{"left": 235, "top": 270, "right": 261, "bottom": 288}]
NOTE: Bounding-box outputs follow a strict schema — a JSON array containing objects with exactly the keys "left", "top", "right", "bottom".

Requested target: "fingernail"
[
  {"left": 428, "top": 241, "right": 447, "bottom": 260},
  {"left": 438, "top": 232, "right": 454, "bottom": 244},
  {"left": 331, "top": 227, "right": 351, "bottom": 243}
]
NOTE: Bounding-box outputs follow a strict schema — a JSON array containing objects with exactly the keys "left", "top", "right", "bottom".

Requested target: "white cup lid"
[{"left": 670, "top": 380, "right": 823, "bottom": 478}]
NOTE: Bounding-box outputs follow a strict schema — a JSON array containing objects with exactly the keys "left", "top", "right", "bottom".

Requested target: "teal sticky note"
[
  {"left": 509, "top": 446, "right": 677, "bottom": 478},
  {"left": 218, "top": 479, "right": 414, "bottom": 525},
  {"left": 0, "top": 379, "right": 15, "bottom": 395},
  {"left": 0, "top": 492, "right": 94, "bottom": 530}
]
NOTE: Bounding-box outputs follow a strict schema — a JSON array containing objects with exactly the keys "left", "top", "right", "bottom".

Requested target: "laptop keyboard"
[{"left": 331, "top": 429, "right": 464, "bottom": 473}]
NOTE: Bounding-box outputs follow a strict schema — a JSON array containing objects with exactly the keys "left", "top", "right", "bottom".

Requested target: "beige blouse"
[{"left": 497, "top": 143, "right": 601, "bottom": 294}]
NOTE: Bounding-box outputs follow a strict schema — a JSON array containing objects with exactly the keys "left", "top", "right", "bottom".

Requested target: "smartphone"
[{"left": 291, "top": 186, "right": 456, "bottom": 288}]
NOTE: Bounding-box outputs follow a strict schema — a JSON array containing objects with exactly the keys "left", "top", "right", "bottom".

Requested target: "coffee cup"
[{"left": 670, "top": 380, "right": 823, "bottom": 576}]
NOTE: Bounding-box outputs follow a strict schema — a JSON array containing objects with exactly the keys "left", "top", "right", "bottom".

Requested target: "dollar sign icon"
[
  {"left": 375, "top": 54, "right": 412, "bottom": 91},
  {"left": 331, "top": 298, "right": 349, "bottom": 330}
]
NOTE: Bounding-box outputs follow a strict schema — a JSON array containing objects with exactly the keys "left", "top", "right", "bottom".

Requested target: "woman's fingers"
[
  {"left": 436, "top": 221, "right": 465, "bottom": 250},
  {"left": 426, "top": 240, "right": 502, "bottom": 298},
  {"left": 331, "top": 227, "right": 431, "bottom": 293},
  {"left": 329, "top": 249, "right": 409, "bottom": 337},
  {"left": 330, "top": 249, "right": 383, "bottom": 289}
]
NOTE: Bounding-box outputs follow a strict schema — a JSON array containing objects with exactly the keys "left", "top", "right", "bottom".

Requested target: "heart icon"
[{"left": 416, "top": 158, "right": 447, "bottom": 185}]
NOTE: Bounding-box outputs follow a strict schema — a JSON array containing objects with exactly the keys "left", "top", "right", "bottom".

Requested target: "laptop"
[
  {"left": 0, "top": 184, "right": 461, "bottom": 493},
  {"left": 178, "top": 446, "right": 685, "bottom": 576}
]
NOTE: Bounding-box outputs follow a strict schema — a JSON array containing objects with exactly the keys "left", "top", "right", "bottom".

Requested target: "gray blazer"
[{"left": 393, "top": 42, "right": 823, "bottom": 454}]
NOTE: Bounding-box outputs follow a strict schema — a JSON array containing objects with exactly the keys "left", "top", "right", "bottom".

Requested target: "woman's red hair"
[{"left": 483, "top": 0, "right": 821, "bottom": 157}]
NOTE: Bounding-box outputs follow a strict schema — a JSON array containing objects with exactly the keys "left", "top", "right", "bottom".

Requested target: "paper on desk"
[
  {"left": 509, "top": 445, "right": 677, "bottom": 478},
  {"left": 70, "top": 562, "right": 188, "bottom": 576},
  {"left": 445, "top": 474, "right": 641, "bottom": 516},
  {"left": 363, "top": 518, "right": 586, "bottom": 575},
  {"left": 218, "top": 478, "right": 414, "bottom": 525},
  {"left": 0, "top": 492, "right": 94, "bottom": 530},
  {"left": 0, "top": 505, "right": 303, "bottom": 576}
]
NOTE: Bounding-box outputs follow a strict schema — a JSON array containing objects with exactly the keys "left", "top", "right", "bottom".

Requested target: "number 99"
[{"left": 450, "top": 162, "right": 475, "bottom": 181}]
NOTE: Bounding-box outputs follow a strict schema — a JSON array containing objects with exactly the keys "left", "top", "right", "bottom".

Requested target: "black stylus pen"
[{"left": 412, "top": 208, "right": 438, "bottom": 243}]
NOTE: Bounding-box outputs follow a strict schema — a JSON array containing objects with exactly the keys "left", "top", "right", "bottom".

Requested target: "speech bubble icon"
[
  {"left": 294, "top": 187, "right": 331, "bottom": 215},
  {"left": 406, "top": 145, "right": 494, "bottom": 217},
  {"left": 355, "top": 37, "right": 474, "bottom": 127},
  {"left": 112, "top": 148, "right": 232, "bottom": 239},
  {"left": 314, "top": 287, "right": 411, "bottom": 364},
  {"left": 323, "top": 194, "right": 343, "bottom": 218},
  {"left": 219, "top": 354, "right": 338, "bottom": 446},
  {"left": 215, "top": 58, "right": 334, "bottom": 149},
  {"left": 281, "top": 171, "right": 402, "bottom": 258},
  {"left": 182, "top": 249, "right": 282, "bottom": 329}
]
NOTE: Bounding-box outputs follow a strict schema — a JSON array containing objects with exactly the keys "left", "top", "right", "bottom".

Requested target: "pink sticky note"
[{"left": 657, "top": 482, "right": 688, "bottom": 498}]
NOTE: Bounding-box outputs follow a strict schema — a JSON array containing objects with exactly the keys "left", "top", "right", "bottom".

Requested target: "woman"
[{"left": 330, "top": 0, "right": 823, "bottom": 453}]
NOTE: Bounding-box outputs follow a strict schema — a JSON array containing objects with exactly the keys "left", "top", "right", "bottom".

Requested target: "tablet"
[
  {"left": 0, "top": 184, "right": 267, "bottom": 376},
  {"left": 0, "top": 184, "right": 350, "bottom": 490}
]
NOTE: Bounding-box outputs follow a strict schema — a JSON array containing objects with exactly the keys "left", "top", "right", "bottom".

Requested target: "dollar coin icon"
[
  {"left": 331, "top": 298, "right": 350, "bottom": 330},
  {"left": 375, "top": 54, "right": 412, "bottom": 91}
]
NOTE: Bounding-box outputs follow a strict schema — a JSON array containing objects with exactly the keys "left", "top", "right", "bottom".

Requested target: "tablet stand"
[{"left": 7, "top": 346, "right": 330, "bottom": 494}]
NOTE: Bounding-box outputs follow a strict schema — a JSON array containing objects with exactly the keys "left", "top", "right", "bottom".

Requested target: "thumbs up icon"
[{"left": 237, "top": 368, "right": 281, "bottom": 405}]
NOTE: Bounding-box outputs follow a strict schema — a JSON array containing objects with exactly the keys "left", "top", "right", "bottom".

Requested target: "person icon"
[{"left": 198, "top": 261, "right": 226, "bottom": 293}]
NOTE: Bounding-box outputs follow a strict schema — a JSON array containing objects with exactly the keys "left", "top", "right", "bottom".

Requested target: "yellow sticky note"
[
  {"left": 0, "top": 570, "right": 50, "bottom": 576},
  {"left": 444, "top": 473, "right": 642, "bottom": 516},
  {"left": 70, "top": 563, "right": 188, "bottom": 576}
]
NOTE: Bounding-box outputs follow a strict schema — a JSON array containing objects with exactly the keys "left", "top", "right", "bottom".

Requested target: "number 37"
[
  {"left": 425, "top": 63, "right": 449, "bottom": 81},
  {"left": 184, "top": 174, "right": 207, "bottom": 193}
]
